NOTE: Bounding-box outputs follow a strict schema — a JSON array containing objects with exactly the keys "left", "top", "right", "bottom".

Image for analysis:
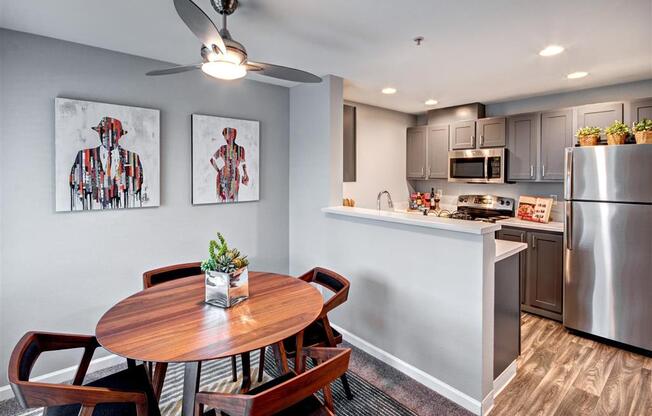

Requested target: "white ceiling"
[{"left": 1, "top": 0, "right": 651, "bottom": 114}]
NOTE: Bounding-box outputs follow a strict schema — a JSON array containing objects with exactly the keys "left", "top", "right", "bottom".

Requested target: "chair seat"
[
  {"left": 208, "top": 373, "right": 328, "bottom": 416},
  {"left": 283, "top": 321, "right": 342, "bottom": 355},
  {"left": 46, "top": 365, "right": 160, "bottom": 416}
]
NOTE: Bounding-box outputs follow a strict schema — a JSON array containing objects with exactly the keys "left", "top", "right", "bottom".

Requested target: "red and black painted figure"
[
  {"left": 69, "top": 117, "right": 144, "bottom": 210},
  {"left": 210, "top": 127, "right": 249, "bottom": 202}
]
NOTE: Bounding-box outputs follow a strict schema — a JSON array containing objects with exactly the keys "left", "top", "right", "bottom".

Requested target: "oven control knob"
[
  {"left": 506, "top": 201, "right": 511, "bottom": 206},
  {"left": 499, "top": 200, "right": 504, "bottom": 205}
]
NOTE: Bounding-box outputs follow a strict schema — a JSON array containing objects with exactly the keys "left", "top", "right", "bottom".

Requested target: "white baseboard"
[
  {"left": 493, "top": 360, "right": 517, "bottom": 397},
  {"left": 0, "top": 354, "right": 124, "bottom": 402},
  {"left": 332, "top": 323, "right": 484, "bottom": 415}
]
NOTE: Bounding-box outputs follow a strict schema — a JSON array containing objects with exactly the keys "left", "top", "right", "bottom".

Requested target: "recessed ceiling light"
[
  {"left": 381, "top": 87, "right": 397, "bottom": 95},
  {"left": 539, "top": 45, "right": 564, "bottom": 57},
  {"left": 567, "top": 71, "right": 589, "bottom": 79},
  {"left": 425, "top": 99, "right": 438, "bottom": 106}
]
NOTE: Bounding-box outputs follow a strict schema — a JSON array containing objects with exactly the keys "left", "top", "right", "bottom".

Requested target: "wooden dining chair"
[
  {"left": 196, "top": 347, "right": 351, "bottom": 416},
  {"left": 283, "top": 267, "right": 353, "bottom": 400},
  {"left": 143, "top": 263, "right": 267, "bottom": 399},
  {"left": 8, "top": 331, "right": 160, "bottom": 416}
]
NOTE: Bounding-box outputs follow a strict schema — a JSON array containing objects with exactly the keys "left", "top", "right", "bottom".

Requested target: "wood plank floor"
[{"left": 491, "top": 313, "right": 652, "bottom": 416}]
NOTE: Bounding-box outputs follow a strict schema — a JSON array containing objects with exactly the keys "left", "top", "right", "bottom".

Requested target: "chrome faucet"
[{"left": 377, "top": 190, "right": 394, "bottom": 211}]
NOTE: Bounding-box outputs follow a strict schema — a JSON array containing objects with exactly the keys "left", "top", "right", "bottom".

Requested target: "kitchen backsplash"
[{"left": 412, "top": 180, "right": 565, "bottom": 222}]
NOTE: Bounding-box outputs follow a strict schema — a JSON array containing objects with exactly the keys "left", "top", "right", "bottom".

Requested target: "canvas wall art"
[
  {"left": 192, "top": 114, "right": 260, "bottom": 205},
  {"left": 55, "top": 98, "right": 160, "bottom": 212}
]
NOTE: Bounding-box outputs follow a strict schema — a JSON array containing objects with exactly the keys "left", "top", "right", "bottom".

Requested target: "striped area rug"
[{"left": 17, "top": 349, "right": 416, "bottom": 416}]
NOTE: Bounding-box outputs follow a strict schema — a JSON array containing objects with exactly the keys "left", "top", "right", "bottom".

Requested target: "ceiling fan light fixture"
[{"left": 201, "top": 60, "right": 247, "bottom": 80}]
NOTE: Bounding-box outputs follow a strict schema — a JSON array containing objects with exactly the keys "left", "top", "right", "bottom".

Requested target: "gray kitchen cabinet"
[
  {"left": 526, "top": 232, "right": 563, "bottom": 318},
  {"left": 575, "top": 102, "right": 623, "bottom": 143},
  {"left": 477, "top": 117, "right": 506, "bottom": 148},
  {"left": 507, "top": 113, "right": 539, "bottom": 181},
  {"left": 540, "top": 109, "right": 573, "bottom": 181},
  {"left": 427, "top": 124, "right": 449, "bottom": 179},
  {"left": 627, "top": 98, "right": 652, "bottom": 125},
  {"left": 406, "top": 126, "right": 427, "bottom": 179},
  {"left": 497, "top": 227, "right": 564, "bottom": 321},
  {"left": 450, "top": 120, "right": 476, "bottom": 150}
]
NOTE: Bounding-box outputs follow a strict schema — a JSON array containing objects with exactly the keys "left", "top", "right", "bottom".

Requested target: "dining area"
[{"left": 7, "top": 233, "right": 355, "bottom": 416}]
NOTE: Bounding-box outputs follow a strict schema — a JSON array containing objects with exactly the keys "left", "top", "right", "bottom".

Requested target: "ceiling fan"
[{"left": 147, "top": 0, "right": 321, "bottom": 83}]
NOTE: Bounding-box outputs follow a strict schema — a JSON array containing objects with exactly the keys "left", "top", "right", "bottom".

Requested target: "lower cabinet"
[{"left": 497, "top": 227, "right": 564, "bottom": 321}]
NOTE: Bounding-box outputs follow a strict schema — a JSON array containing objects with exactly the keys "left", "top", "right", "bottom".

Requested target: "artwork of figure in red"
[
  {"left": 210, "top": 127, "right": 249, "bottom": 202},
  {"left": 69, "top": 117, "right": 144, "bottom": 210}
]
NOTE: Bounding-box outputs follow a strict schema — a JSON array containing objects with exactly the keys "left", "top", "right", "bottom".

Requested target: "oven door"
[{"left": 448, "top": 149, "right": 505, "bottom": 183}]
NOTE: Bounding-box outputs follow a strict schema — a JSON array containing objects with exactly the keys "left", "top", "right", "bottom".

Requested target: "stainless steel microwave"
[{"left": 448, "top": 148, "right": 506, "bottom": 183}]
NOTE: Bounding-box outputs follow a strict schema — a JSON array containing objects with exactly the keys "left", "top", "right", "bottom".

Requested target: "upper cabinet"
[
  {"left": 450, "top": 120, "right": 476, "bottom": 150},
  {"left": 507, "top": 113, "right": 539, "bottom": 181},
  {"left": 627, "top": 98, "right": 652, "bottom": 125},
  {"left": 540, "top": 109, "right": 573, "bottom": 181},
  {"left": 575, "top": 102, "right": 623, "bottom": 143},
  {"left": 477, "top": 117, "right": 506, "bottom": 148},
  {"left": 427, "top": 124, "right": 450, "bottom": 179},
  {"left": 406, "top": 126, "right": 428, "bottom": 179}
]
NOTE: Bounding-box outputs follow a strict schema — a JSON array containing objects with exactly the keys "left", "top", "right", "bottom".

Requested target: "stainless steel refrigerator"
[{"left": 564, "top": 145, "right": 652, "bottom": 351}]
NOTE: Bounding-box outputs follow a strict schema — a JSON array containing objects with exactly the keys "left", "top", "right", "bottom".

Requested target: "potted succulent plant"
[
  {"left": 201, "top": 232, "right": 250, "bottom": 308},
  {"left": 604, "top": 120, "right": 630, "bottom": 145},
  {"left": 633, "top": 118, "right": 652, "bottom": 144},
  {"left": 576, "top": 126, "right": 601, "bottom": 146}
]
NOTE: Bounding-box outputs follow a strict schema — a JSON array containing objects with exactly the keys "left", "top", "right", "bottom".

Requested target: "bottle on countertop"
[{"left": 430, "top": 188, "right": 435, "bottom": 210}]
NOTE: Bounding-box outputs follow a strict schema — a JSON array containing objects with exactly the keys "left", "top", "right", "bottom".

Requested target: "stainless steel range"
[{"left": 433, "top": 194, "right": 515, "bottom": 222}]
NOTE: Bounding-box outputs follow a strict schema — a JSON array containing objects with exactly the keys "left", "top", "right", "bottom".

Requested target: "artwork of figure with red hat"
[
  {"left": 69, "top": 117, "right": 144, "bottom": 210},
  {"left": 210, "top": 127, "right": 249, "bottom": 202}
]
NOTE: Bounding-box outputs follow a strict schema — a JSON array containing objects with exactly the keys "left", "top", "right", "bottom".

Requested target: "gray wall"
[
  {"left": 342, "top": 101, "right": 416, "bottom": 209},
  {"left": 485, "top": 79, "right": 652, "bottom": 116},
  {"left": 0, "top": 29, "right": 290, "bottom": 384},
  {"left": 288, "top": 76, "right": 343, "bottom": 276}
]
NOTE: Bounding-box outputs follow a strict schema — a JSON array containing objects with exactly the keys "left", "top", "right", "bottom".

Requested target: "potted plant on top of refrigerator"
[
  {"left": 576, "top": 126, "right": 602, "bottom": 146},
  {"left": 632, "top": 118, "right": 652, "bottom": 144},
  {"left": 604, "top": 120, "right": 630, "bottom": 145},
  {"left": 201, "top": 232, "right": 250, "bottom": 308}
]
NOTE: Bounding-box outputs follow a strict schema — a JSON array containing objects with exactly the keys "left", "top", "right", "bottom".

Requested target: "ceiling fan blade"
[
  {"left": 174, "top": 0, "right": 227, "bottom": 55},
  {"left": 246, "top": 61, "right": 322, "bottom": 83},
  {"left": 146, "top": 64, "right": 201, "bottom": 76}
]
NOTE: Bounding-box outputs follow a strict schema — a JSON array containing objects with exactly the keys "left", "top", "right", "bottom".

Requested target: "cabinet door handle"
[
  {"left": 480, "top": 135, "right": 485, "bottom": 146},
  {"left": 542, "top": 164, "right": 546, "bottom": 177},
  {"left": 471, "top": 135, "right": 476, "bottom": 146},
  {"left": 531, "top": 236, "right": 537, "bottom": 249},
  {"left": 530, "top": 165, "right": 534, "bottom": 178}
]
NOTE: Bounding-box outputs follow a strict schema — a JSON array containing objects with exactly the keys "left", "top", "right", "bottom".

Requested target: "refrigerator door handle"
[
  {"left": 565, "top": 201, "right": 572, "bottom": 250},
  {"left": 564, "top": 148, "right": 573, "bottom": 200}
]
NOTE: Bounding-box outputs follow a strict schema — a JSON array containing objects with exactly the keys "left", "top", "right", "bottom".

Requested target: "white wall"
[
  {"left": 342, "top": 102, "right": 416, "bottom": 209},
  {"left": 0, "top": 29, "right": 290, "bottom": 384},
  {"left": 288, "top": 76, "right": 343, "bottom": 276}
]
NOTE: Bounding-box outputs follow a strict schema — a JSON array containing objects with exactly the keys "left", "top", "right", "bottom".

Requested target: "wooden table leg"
[
  {"left": 181, "top": 362, "right": 201, "bottom": 416},
  {"left": 272, "top": 341, "right": 289, "bottom": 374},
  {"left": 295, "top": 331, "right": 305, "bottom": 374},
  {"left": 240, "top": 352, "right": 252, "bottom": 393},
  {"left": 152, "top": 362, "right": 168, "bottom": 401}
]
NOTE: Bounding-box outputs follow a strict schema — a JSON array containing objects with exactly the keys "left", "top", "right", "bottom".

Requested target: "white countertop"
[
  {"left": 495, "top": 240, "right": 528, "bottom": 262},
  {"left": 496, "top": 217, "right": 564, "bottom": 233},
  {"left": 322, "top": 206, "right": 501, "bottom": 235}
]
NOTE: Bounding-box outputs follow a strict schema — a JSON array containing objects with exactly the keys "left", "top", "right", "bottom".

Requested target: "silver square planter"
[{"left": 205, "top": 267, "right": 249, "bottom": 308}]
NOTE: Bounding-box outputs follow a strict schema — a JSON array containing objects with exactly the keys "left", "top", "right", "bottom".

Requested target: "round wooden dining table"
[{"left": 96, "top": 272, "right": 323, "bottom": 416}]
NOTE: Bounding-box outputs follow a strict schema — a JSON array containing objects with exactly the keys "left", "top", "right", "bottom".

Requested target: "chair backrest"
[
  {"left": 196, "top": 347, "right": 351, "bottom": 416},
  {"left": 142, "top": 262, "right": 202, "bottom": 289},
  {"left": 300, "top": 267, "right": 350, "bottom": 315},
  {"left": 8, "top": 332, "right": 99, "bottom": 408}
]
